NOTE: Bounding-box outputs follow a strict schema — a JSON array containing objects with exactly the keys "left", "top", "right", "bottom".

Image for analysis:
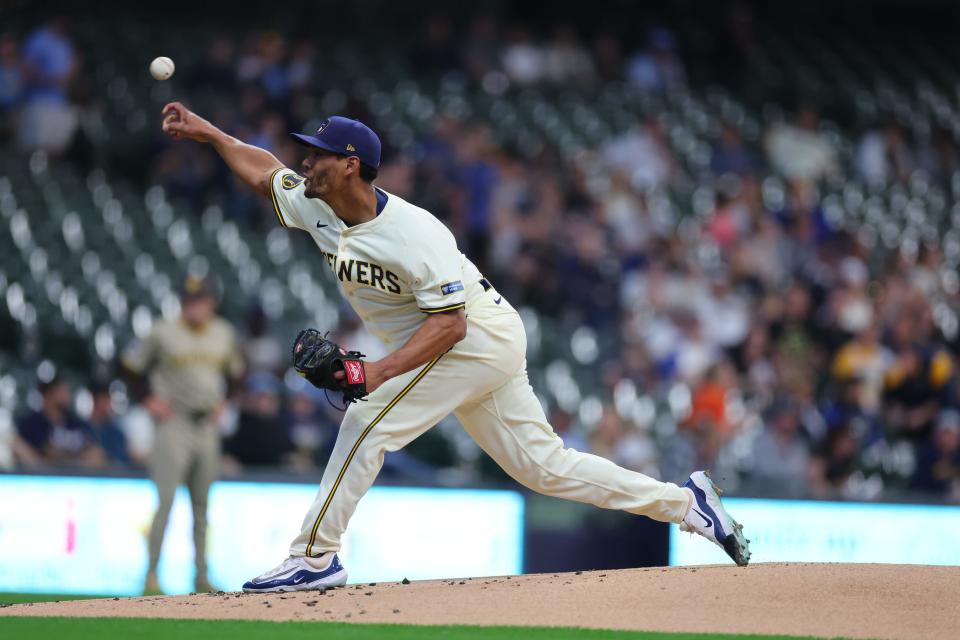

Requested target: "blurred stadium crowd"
[{"left": 1, "top": 1, "right": 959, "bottom": 503}]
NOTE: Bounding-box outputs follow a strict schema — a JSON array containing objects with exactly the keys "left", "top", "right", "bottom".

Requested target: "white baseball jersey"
[
  {"left": 268, "top": 168, "right": 484, "bottom": 347},
  {"left": 265, "top": 165, "right": 692, "bottom": 562}
]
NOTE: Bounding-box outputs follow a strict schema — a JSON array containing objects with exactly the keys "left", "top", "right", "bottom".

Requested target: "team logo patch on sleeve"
[
  {"left": 441, "top": 281, "right": 464, "bottom": 295},
  {"left": 282, "top": 174, "right": 305, "bottom": 190}
]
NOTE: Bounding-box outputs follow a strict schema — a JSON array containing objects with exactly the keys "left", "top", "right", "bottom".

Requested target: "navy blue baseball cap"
[{"left": 291, "top": 116, "right": 382, "bottom": 168}]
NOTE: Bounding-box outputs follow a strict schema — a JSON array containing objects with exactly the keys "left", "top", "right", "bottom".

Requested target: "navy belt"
[{"left": 480, "top": 278, "right": 492, "bottom": 291}]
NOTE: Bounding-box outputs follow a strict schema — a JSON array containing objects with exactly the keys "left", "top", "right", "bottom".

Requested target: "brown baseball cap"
[{"left": 180, "top": 275, "right": 218, "bottom": 301}]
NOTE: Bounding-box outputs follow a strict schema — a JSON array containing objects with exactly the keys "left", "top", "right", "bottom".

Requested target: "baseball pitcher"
[{"left": 160, "top": 104, "right": 750, "bottom": 592}]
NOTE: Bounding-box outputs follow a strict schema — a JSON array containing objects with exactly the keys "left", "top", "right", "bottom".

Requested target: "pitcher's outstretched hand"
[{"left": 161, "top": 102, "right": 217, "bottom": 143}]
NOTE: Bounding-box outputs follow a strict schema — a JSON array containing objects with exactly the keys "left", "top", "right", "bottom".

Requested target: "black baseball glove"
[{"left": 292, "top": 329, "right": 368, "bottom": 404}]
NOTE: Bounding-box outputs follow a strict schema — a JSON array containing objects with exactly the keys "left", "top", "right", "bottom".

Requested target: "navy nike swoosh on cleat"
[
  {"left": 692, "top": 508, "right": 712, "bottom": 528},
  {"left": 494, "top": 296, "right": 502, "bottom": 304},
  {"left": 684, "top": 477, "right": 729, "bottom": 542}
]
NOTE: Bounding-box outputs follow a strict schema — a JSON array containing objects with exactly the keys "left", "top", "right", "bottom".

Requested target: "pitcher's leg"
[
  {"left": 455, "top": 370, "right": 691, "bottom": 523},
  {"left": 289, "top": 355, "right": 452, "bottom": 557},
  {"left": 281, "top": 314, "right": 525, "bottom": 569}
]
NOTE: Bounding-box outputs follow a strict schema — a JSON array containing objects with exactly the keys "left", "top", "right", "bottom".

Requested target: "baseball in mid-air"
[{"left": 149, "top": 56, "right": 175, "bottom": 81}]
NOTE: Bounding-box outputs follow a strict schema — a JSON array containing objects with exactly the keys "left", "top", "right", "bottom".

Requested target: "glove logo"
[
  {"left": 344, "top": 360, "right": 365, "bottom": 385},
  {"left": 291, "top": 328, "right": 368, "bottom": 409}
]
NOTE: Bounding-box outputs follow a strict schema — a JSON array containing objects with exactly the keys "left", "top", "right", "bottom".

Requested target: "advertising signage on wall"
[
  {"left": 0, "top": 475, "right": 525, "bottom": 595},
  {"left": 670, "top": 498, "right": 960, "bottom": 566}
]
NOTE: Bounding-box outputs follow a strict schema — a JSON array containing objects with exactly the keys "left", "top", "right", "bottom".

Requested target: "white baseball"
[{"left": 149, "top": 56, "right": 175, "bottom": 81}]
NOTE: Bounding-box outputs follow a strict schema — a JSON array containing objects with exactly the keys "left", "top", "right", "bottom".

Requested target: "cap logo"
[
  {"left": 316, "top": 120, "right": 330, "bottom": 135},
  {"left": 346, "top": 143, "right": 356, "bottom": 152}
]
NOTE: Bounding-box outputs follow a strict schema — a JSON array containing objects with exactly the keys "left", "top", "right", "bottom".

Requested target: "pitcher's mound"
[{"left": 3, "top": 563, "right": 958, "bottom": 639}]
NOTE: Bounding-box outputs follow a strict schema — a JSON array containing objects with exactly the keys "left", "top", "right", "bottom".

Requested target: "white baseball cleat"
[
  {"left": 680, "top": 470, "right": 751, "bottom": 566},
  {"left": 242, "top": 553, "right": 348, "bottom": 593}
]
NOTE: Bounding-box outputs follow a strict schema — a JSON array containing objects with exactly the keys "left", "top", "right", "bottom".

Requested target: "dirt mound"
[{"left": 3, "top": 563, "right": 958, "bottom": 639}]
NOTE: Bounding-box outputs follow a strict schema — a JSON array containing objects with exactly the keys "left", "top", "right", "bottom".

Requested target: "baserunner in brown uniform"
[{"left": 122, "top": 276, "right": 244, "bottom": 594}]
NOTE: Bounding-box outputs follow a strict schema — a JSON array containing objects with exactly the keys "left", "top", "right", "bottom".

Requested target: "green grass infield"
[
  {"left": 0, "top": 593, "right": 108, "bottom": 605},
  {"left": 0, "top": 616, "right": 859, "bottom": 640}
]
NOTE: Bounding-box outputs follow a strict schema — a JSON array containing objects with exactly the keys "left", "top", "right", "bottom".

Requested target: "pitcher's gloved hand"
[{"left": 292, "top": 329, "right": 368, "bottom": 404}]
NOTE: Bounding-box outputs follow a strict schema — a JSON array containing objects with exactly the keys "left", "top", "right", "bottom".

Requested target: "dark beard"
[{"left": 303, "top": 175, "right": 324, "bottom": 199}]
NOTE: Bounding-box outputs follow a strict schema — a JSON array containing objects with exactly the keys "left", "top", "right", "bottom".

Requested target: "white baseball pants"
[{"left": 289, "top": 297, "right": 692, "bottom": 557}]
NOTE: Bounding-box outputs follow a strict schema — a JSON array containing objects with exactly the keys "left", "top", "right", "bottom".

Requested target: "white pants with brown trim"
[{"left": 288, "top": 298, "right": 692, "bottom": 558}]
